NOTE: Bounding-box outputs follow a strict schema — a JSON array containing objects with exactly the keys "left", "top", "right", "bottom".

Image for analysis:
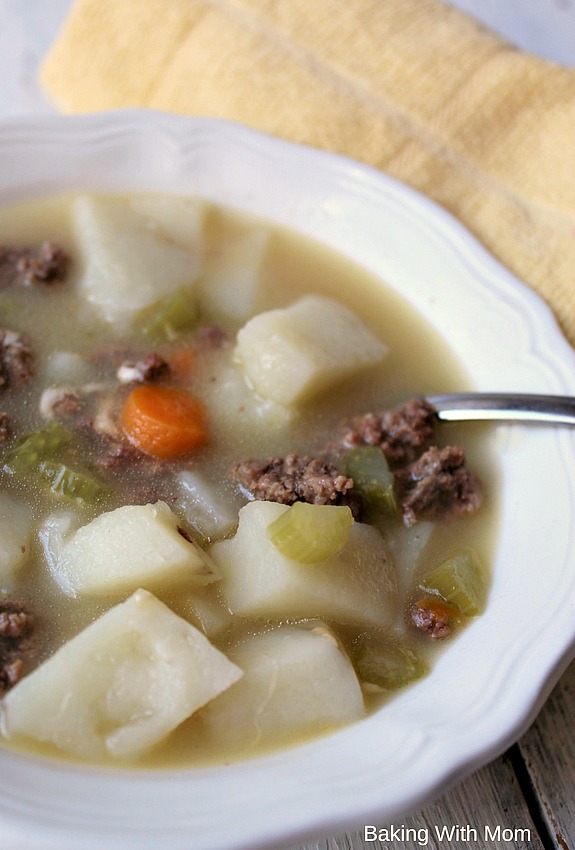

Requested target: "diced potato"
[
  {"left": 38, "top": 508, "right": 76, "bottom": 564},
  {"left": 40, "top": 501, "right": 220, "bottom": 596},
  {"left": 202, "top": 353, "right": 293, "bottom": 436},
  {"left": 2, "top": 589, "right": 242, "bottom": 760},
  {"left": 73, "top": 195, "right": 199, "bottom": 328},
  {"left": 200, "top": 228, "right": 269, "bottom": 323},
  {"left": 210, "top": 501, "right": 398, "bottom": 628},
  {"left": 201, "top": 623, "right": 364, "bottom": 750},
  {"left": 387, "top": 520, "right": 435, "bottom": 600},
  {"left": 176, "top": 470, "right": 239, "bottom": 542},
  {"left": 0, "top": 494, "right": 33, "bottom": 583},
  {"left": 173, "top": 584, "right": 234, "bottom": 639},
  {"left": 43, "top": 350, "right": 91, "bottom": 385},
  {"left": 129, "top": 195, "right": 204, "bottom": 248},
  {"left": 235, "top": 295, "right": 388, "bottom": 406}
]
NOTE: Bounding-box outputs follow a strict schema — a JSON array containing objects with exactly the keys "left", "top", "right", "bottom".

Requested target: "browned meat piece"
[
  {"left": 341, "top": 397, "right": 438, "bottom": 466},
  {"left": 395, "top": 445, "right": 482, "bottom": 527},
  {"left": 39, "top": 387, "right": 84, "bottom": 419},
  {"left": 0, "top": 246, "right": 24, "bottom": 286},
  {"left": 0, "top": 411, "right": 10, "bottom": 442},
  {"left": 117, "top": 352, "right": 170, "bottom": 384},
  {"left": 0, "top": 328, "right": 34, "bottom": 390},
  {"left": 0, "top": 602, "right": 33, "bottom": 693},
  {"left": 0, "top": 605, "right": 32, "bottom": 638},
  {"left": 1, "top": 658, "right": 24, "bottom": 689},
  {"left": 231, "top": 454, "right": 355, "bottom": 507},
  {"left": 0, "top": 242, "right": 70, "bottom": 286},
  {"left": 17, "top": 241, "right": 70, "bottom": 285},
  {"left": 410, "top": 598, "right": 456, "bottom": 639}
]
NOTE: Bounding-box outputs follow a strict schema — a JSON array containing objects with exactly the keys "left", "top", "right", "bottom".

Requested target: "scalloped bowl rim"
[{"left": 0, "top": 111, "right": 574, "bottom": 850}]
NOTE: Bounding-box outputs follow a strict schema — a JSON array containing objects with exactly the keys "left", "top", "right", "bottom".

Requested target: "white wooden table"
[{"left": 0, "top": 2, "right": 574, "bottom": 849}]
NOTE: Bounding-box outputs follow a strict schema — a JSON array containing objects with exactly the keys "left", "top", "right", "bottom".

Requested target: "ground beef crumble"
[
  {"left": 0, "top": 411, "right": 10, "bottom": 442},
  {"left": 39, "top": 387, "right": 84, "bottom": 420},
  {"left": 410, "top": 598, "right": 454, "bottom": 639},
  {"left": 0, "top": 242, "right": 70, "bottom": 287},
  {"left": 394, "top": 444, "right": 482, "bottom": 527},
  {"left": 116, "top": 352, "right": 170, "bottom": 384},
  {"left": 340, "top": 397, "right": 438, "bottom": 466},
  {"left": 0, "top": 602, "right": 33, "bottom": 693},
  {"left": 231, "top": 454, "right": 355, "bottom": 508},
  {"left": 232, "top": 399, "right": 482, "bottom": 527},
  {"left": 0, "top": 328, "right": 34, "bottom": 390}
]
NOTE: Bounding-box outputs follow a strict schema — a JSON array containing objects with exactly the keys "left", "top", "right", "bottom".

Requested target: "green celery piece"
[
  {"left": 420, "top": 551, "right": 485, "bottom": 617},
  {"left": 140, "top": 286, "right": 197, "bottom": 340},
  {"left": 4, "top": 422, "right": 73, "bottom": 474},
  {"left": 37, "top": 460, "right": 103, "bottom": 502},
  {"left": 267, "top": 502, "right": 354, "bottom": 564},
  {"left": 4, "top": 422, "right": 103, "bottom": 504},
  {"left": 345, "top": 445, "right": 396, "bottom": 516},
  {"left": 353, "top": 634, "right": 428, "bottom": 690}
]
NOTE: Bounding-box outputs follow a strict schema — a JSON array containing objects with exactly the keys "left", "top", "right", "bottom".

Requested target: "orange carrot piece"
[
  {"left": 121, "top": 385, "right": 208, "bottom": 459},
  {"left": 413, "top": 596, "right": 463, "bottom": 625}
]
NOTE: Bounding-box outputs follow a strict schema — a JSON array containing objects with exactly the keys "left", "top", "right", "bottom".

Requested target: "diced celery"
[
  {"left": 3, "top": 422, "right": 103, "bottom": 504},
  {"left": 139, "top": 286, "right": 197, "bottom": 340},
  {"left": 4, "top": 422, "right": 73, "bottom": 474},
  {"left": 345, "top": 446, "right": 396, "bottom": 516},
  {"left": 267, "top": 502, "right": 353, "bottom": 564},
  {"left": 352, "top": 633, "right": 428, "bottom": 690},
  {"left": 420, "top": 551, "right": 485, "bottom": 617},
  {"left": 37, "top": 460, "right": 104, "bottom": 502}
]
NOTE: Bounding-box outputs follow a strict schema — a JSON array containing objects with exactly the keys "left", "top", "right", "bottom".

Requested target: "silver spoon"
[{"left": 426, "top": 393, "right": 575, "bottom": 426}]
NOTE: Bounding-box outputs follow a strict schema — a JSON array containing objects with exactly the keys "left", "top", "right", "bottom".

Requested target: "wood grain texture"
[{"left": 518, "top": 659, "right": 575, "bottom": 850}]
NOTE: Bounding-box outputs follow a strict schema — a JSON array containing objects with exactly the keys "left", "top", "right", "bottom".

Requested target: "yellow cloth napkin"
[{"left": 41, "top": 0, "right": 575, "bottom": 346}]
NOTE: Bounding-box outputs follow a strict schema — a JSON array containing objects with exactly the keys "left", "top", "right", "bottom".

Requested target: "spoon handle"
[{"left": 427, "top": 393, "right": 575, "bottom": 426}]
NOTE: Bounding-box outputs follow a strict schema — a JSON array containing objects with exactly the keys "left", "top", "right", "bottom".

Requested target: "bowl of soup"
[{"left": 0, "top": 111, "right": 574, "bottom": 850}]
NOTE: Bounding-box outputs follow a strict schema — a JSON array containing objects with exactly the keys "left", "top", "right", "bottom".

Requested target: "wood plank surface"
[{"left": 518, "top": 658, "right": 575, "bottom": 850}]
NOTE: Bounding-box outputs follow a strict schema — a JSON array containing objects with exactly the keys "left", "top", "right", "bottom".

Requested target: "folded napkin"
[{"left": 41, "top": 0, "right": 575, "bottom": 346}]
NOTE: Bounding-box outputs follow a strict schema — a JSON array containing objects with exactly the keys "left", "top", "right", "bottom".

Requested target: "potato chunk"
[
  {"left": 200, "top": 228, "right": 269, "bottom": 323},
  {"left": 210, "top": 501, "right": 397, "bottom": 628},
  {"left": 0, "top": 494, "right": 33, "bottom": 583},
  {"left": 41, "top": 501, "right": 220, "bottom": 596},
  {"left": 202, "top": 356, "right": 293, "bottom": 438},
  {"left": 201, "top": 623, "right": 364, "bottom": 750},
  {"left": 235, "top": 295, "right": 388, "bottom": 405},
  {"left": 129, "top": 195, "right": 204, "bottom": 248},
  {"left": 73, "top": 195, "right": 200, "bottom": 328},
  {"left": 176, "top": 470, "right": 239, "bottom": 542},
  {"left": 1, "top": 589, "right": 243, "bottom": 760}
]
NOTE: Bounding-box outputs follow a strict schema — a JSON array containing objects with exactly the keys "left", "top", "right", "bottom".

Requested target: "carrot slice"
[{"left": 121, "top": 385, "right": 208, "bottom": 458}]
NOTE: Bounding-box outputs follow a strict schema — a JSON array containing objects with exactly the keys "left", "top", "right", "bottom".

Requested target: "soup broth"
[{"left": 0, "top": 194, "right": 498, "bottom": 767}]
